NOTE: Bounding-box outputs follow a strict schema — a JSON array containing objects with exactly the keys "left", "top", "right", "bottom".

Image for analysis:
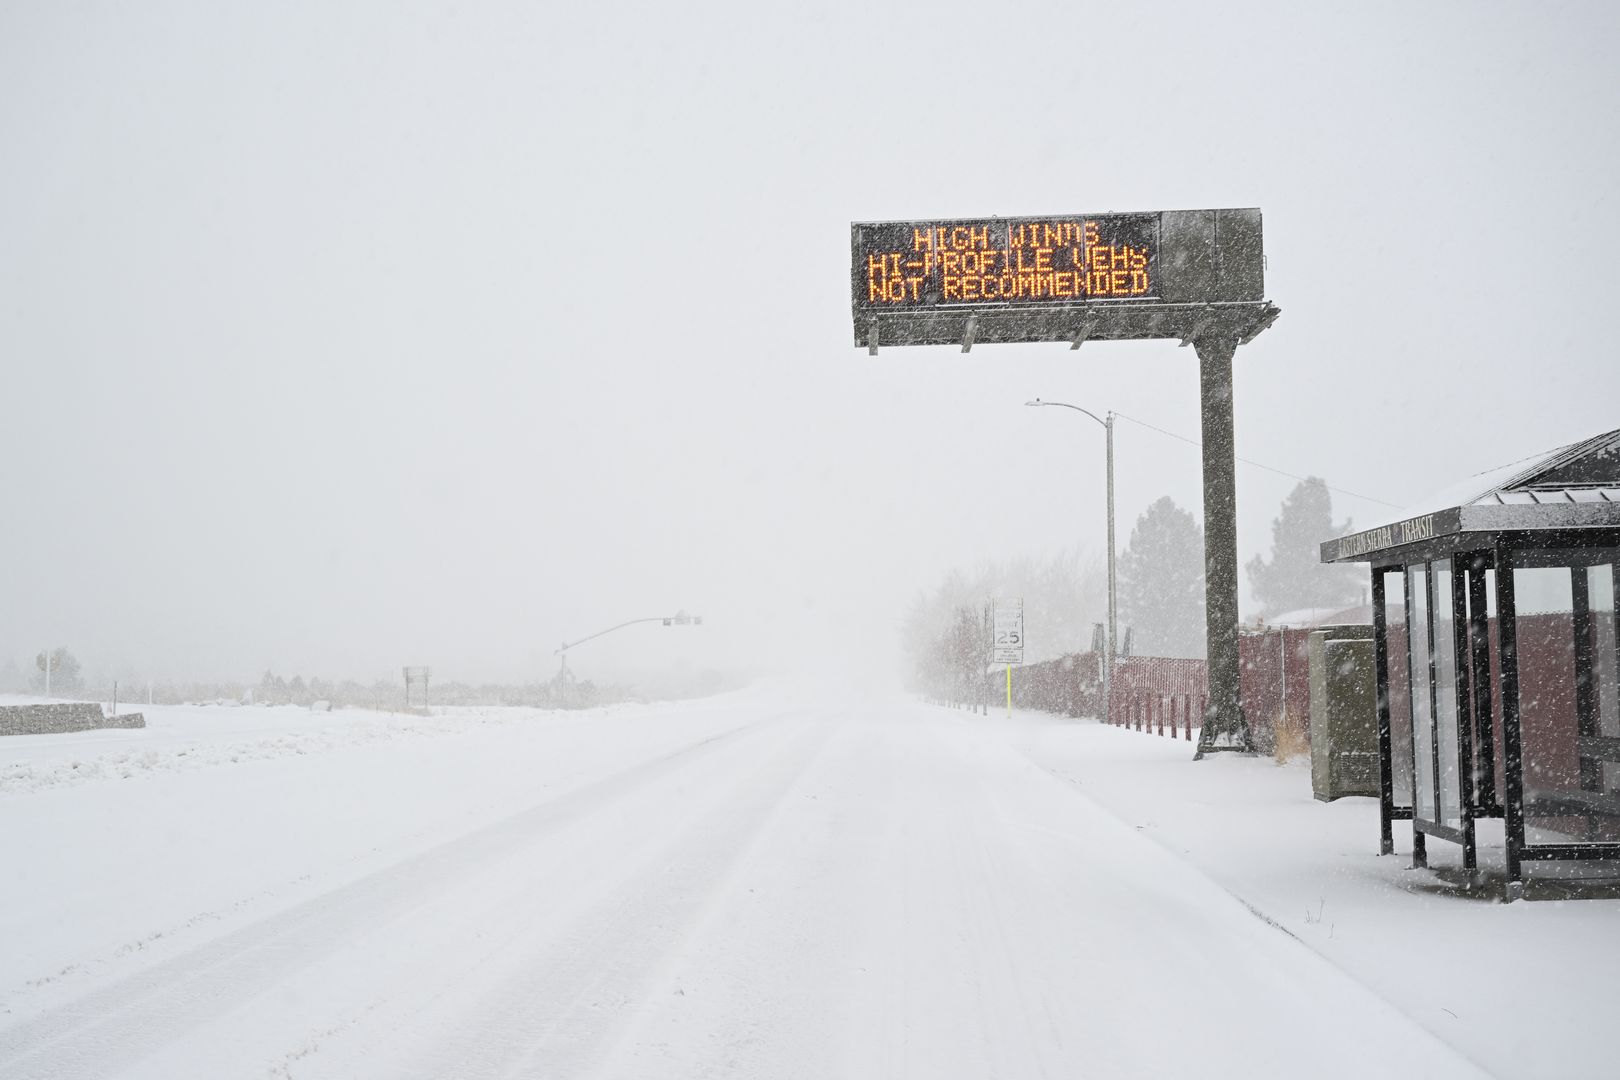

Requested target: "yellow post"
[{"left": 1005, "top": 664, "right": 1012, "bottom": 717}]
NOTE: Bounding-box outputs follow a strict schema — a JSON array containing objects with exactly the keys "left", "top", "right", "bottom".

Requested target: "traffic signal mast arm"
[{"left": 554, "top": 612, "right": 702, "bottom": 655}]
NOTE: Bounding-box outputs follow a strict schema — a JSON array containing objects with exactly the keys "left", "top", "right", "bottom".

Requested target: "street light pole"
[
  {"left": 1026, "top": 399, "right": 1116, "bottom": 704},
  {"left": 1104, "top": 411, "right": 1116, "bottom": 679}
]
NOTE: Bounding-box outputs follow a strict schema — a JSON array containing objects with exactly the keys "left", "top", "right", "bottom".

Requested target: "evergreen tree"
[
  {"left": 1117, "top": 497, "right": 1206, "bottom": 658},
  {"left": 1247, "top": 477, "right": 1362, "bottom": 619}
]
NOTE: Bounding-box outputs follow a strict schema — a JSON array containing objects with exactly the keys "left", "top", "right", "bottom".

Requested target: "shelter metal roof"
[
  {"left": 1476, "top": 486, "right": 1620, "bottom": 507},
  {"left": 1322, "top": 428, "right": 1620, "bottom": 564}
]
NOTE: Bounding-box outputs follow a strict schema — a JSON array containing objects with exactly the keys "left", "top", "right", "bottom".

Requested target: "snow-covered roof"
[
  {"left": 1258, "top": 603, "right": 1387, "bottom": 629},
  {"left": 1322, "top": 427, "right": 1620, "bottom": 563}
]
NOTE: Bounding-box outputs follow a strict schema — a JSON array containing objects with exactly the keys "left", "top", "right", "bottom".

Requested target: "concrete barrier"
[{"left": 0, "top": 702, "right": 146, "bottom": 737}]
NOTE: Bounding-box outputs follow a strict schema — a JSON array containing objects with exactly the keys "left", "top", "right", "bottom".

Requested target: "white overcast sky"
[{"left": 3, "top": 2, "right": 1618, "bottom": 685}]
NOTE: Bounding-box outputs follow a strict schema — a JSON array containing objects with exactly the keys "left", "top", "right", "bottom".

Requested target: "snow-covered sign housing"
[{"left": 1322, "top": 427, "right": 1620, "bottom": 899}]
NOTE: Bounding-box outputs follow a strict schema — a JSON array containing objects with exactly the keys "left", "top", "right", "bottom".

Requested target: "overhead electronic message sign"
[
  {"left": 858, "top": 213, "right": 1161, "bottom": 311},
  {"left": 850, "top": 208, "right": 1271, "bottom": 351}
]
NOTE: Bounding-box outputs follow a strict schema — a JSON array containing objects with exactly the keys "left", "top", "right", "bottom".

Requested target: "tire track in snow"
[
  {"left": 387, "top": 715, "right": 837, "bottom": 1080},
  {"left": 0, "top": 716, "right": 773, "bottom": 1079}
]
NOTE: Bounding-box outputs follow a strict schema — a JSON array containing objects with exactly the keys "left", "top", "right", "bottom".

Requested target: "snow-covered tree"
[
  {"left": 1246, "top": 478, "right": 1362, "bottom": 620},
  {"left": 32, "top": 647, "right": 82, "bottom": 692},
  {"left": 902, "top": 549, "right": 1106, "bottom": 689},
  {"left": 1117, "top": 497, "right": 1205, "bottom": 659},
  {"left": 259, "top": 669, "right": 291, "bottom": 705}
]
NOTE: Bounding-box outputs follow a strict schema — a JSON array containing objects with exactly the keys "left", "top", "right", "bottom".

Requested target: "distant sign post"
[
  {"left": 993, "top": 598, "right": 1024, "bottom": 717},
  {"left": 853, "top": 209, "right": 1280, "bottom": 756}
]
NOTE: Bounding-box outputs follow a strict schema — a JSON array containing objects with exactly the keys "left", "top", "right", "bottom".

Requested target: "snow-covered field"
[{"left": 0, "top": 690, "right": 1610, "bottom": 1078}]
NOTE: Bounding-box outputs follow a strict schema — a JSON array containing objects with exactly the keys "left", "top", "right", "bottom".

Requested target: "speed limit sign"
[{"left": 992, "top": 597, "right": 1024, "bottom": 665}]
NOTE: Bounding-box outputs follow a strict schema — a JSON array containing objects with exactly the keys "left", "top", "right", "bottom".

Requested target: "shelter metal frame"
[{"left": 1346, "top": 520, "right": 1620, "bottom": 898}]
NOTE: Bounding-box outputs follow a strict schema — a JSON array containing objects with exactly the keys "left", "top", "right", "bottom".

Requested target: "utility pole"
[{"left": 44, "top": 650, "right": 51, "bottom": 698}]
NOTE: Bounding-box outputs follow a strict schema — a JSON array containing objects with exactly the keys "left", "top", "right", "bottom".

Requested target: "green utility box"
[{"left": 1308, "top": 626, "right": 1379, "bottom": 801}]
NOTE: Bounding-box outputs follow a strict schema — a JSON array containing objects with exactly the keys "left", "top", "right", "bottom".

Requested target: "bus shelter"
[{"left": 1321, "top": 428, "right": 1620, "bottom": 899}]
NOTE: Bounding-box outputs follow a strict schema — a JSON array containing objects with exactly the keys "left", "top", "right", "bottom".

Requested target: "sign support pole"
[{"left": 1193, "top": 334, "right": 1254, "bottom": 757}]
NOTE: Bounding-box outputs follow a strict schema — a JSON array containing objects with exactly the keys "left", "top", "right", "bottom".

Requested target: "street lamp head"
[{"left": 1025, "top": 399, "right": 1046, "bottom": 407}]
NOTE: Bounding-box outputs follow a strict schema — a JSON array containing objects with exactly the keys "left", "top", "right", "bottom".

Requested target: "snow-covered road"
[{"left": 1, "top": 693, "right": 1488, "bottom": 1078}]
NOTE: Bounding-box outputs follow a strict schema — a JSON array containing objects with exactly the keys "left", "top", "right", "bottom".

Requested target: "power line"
[{"left": 1111, "top": 411, "right": 1404, "bottom": 510}]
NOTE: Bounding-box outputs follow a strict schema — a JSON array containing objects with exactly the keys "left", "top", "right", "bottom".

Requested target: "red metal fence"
[
  {"left": 1106, "top": 656, "right": 1206, "bottom": 740},
  {"left": 1236, "top": 627, "right": 1315, "bottom": 746},
  {"left": 986, "top": 606, "right": 1606, "bottom": 781},
  {"left": 1101, "top": 628, "right": 1313, "bottom": 746},
  {"left": 997, "top": 652, "right": 1104, "bottom": 717},
  {"left": 996, "top": 625, "right": 1322, "bottom": 747}
]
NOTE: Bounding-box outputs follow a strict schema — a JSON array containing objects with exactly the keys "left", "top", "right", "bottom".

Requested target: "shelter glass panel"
[
  {"left": 1408, "top": 565, "right": 1435, "bottom": 822},
  {"left": 1382, "top": 569, "right": 1413, "bottom": 808},
  {"left": 1434, "top": 561, "right": 1463, "bottom": 829},
  {"left": 1478, "top": 569, "right": 1505, "bottom": 806},
  {"left": 1514, "top": 557, "right": 1620, "bottom": 845},
  {"left": 1586, "top": 565, "right": 1619, "bottom": 800}
]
